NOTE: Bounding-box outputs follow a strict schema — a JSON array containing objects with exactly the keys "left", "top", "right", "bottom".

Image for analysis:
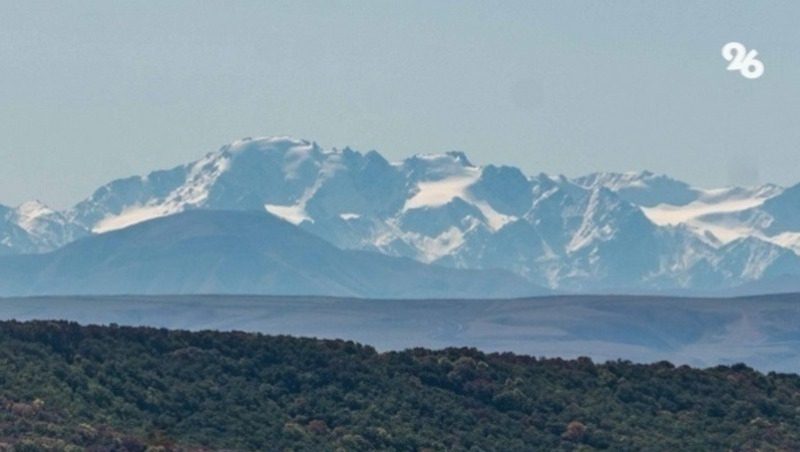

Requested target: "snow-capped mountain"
[
  {"left": 0, "top": 204, "right": 34, "bottom": 255},
  {"left": 685, "top": 183, "right": 800, "bottom": 254},
  {"left": 0, "top": 201, "right": 87, "bottom": 255},
  {"left": 3, "top": 136, "right": 799, "bottom": 294},
  {"left": 590, "top": 171, "right": 797, "bottom": 255}
]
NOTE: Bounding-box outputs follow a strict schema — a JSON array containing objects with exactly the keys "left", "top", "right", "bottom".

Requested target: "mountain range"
[{"left": 2, "top": 136, "right": 799, "bottom": 296}]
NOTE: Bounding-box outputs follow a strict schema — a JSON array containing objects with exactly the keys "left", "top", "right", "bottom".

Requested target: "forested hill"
[{"left": 1, "top": 321, "right": 800, "bottom": 450}]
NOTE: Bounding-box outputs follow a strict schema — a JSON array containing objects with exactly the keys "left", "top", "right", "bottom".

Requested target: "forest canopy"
[{"left": 0, "top": 320, "right": 798, "bottom": 451}]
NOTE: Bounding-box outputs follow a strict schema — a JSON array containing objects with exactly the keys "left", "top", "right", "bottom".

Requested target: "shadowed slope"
[{"left": 0, "top": 210, "right": 543, "bottom": 299}]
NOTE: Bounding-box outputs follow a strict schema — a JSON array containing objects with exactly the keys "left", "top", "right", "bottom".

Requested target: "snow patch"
[
  {"left": 404, "top": 171, "right": 480, "bottom": 211},
  {"left": 769, "top": 232, "right": 800, "bottom": 255},
  {"left": 94, "top": 205, "right": 178, "bottom": 234},
  {"left": 642, "top": 187, "right": 780, "bottom": 245},
  {"left": 417, "top": 227, "right": 466, "bottom": 262},
  {"left": 265, "top": 203, "right": 312, "bottom": 225},
  {"left": 471, "top": 200, "right": 516, "bottom": 231},
  {"left": 643, "top": 197, "right": 773, "bottom": 227},
  {"left": 402, "top": 167, "right": 515, "bottom": 231}
]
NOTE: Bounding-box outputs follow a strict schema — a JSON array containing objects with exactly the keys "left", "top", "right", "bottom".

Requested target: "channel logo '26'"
[{"left": 721, "top": 42, "right": 764, "bottom": 79}]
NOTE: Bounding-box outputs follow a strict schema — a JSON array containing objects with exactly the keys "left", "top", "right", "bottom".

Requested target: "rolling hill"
[{"left": 0, "top": 210, "right": 542, "bottom": 298}]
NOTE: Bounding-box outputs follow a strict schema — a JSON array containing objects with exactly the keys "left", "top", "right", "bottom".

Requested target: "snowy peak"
[
  {"left": 469, "top": 165, "right": 534, "bottom": 216},
  {"left": 12, "top": 200, "right": 58, "bottom": 237},
  {"left": 575, "top": 170, "right": 659, "bottom": 191},
  {"left": 14, "top": 200, "right": 54, "bottom": 220},
  {"left": 401, "top": 151, "right": 476, "bottom": 183},
  {"left": 0, "top": 200, "right": 87, "bottom": 253},
  {"left": 72, "top": 138, "right": 484, "bottom": 233},
  {"left": 75, "top": 137, "right": 328, "bottom": 233},
  {"left": 575, "top": 171, "right": 699, "bottom": 207},
  {"left": 699, "top": 184, "right": 782, "bottom": 205},
  {"left": 567, "top": 187, "right": 649, "bottom": 253},
  {"left": 582, "top": 170, "right": 787, "bottom": 252},
  {"left": 444, "top": 151, "right": 474, "bottom": 167},
  {"left": 716, "top": 236, "right": 800, "bottom": 281},
  {"left": 759, "top": 183, "right": 800, "bottom": 231}
]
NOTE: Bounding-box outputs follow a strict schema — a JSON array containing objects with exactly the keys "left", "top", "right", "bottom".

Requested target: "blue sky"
[{"left": 1, "top": 1, "right": 799, "bottom": 207}]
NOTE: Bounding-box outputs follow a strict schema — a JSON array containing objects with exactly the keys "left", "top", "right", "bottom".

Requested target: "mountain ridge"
[{"left": 0, "top": 209, "right": 543, "bottom": 298}]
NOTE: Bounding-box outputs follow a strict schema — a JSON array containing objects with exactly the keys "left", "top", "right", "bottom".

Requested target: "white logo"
[{"left": 721, "top": 42, "right": 764, "bottom": 79}]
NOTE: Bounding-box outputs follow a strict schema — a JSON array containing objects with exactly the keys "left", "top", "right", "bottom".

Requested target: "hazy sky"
[{"left": 1, "top": 1, "right": 799, "bottom": 208}]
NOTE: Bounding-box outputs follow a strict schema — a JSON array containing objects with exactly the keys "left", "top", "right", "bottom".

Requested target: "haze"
[{"left": 1, "top": 0, "right": 799, "bottom": 208}]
